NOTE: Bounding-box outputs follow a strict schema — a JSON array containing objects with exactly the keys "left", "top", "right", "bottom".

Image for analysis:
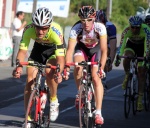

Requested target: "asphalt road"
[{"left": 0, "top": 59, "right": 150, "bottom": 128}]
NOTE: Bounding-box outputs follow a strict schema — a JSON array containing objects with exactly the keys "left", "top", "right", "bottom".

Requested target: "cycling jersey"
[
  {"left": 69, "top": 21, "right": 107, "bottom": 61},
  {"left": 19, "top": 22, "right": 65, "bottom": 57},
  {"left": 69, "top": 21, "right": 107, "bottom": 49},
  {"left": 117, "top": 23, "right": 150, "bottom": 56},
  {"left": 106, "top": 21, "right": 117, "bottom": 40}
]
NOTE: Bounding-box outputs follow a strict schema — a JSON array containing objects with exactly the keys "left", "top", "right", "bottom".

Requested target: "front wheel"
[
  {"left": 79, "top": 85, "right": 95, "bottom": 128},
  {"left": 24, "top": 89, "right": 39, "bottom": 128},
  {"left": 124, "top": 74, "right": 132, "bottom": 118}
]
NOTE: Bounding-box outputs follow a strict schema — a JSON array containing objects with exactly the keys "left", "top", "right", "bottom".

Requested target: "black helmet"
[
  {"left": 78, "top": 6, "right": 96, "bottom": 19},
  {"left": 96, "top": 10, "right": 107, "bottom": 24}
]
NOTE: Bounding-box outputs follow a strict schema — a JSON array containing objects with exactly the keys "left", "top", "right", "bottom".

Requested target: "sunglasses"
[
  {"left": 131, "top": 26, "right": 141, "bottom": 29},
  {"left": 35, "top": 25, "right": 50, "bottom": 31},
  {"left": 81, "top": 18, "right": 93, "bottom": 23}
]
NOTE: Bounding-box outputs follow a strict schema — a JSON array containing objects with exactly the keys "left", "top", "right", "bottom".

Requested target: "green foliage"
[{"left": 24, "top": 0, "right": 149, "bottom": 33}]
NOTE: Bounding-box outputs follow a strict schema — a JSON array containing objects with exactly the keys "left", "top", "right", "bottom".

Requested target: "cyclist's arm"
[
  {"left": 16, "top": 49, "right": 28, "bottom": 63},
  {"left": 100, "top": 35, "right": 108, "bottom": 70},
  {"left": 109, "top": 38, "right": 117, "bottom": 63},
  {"left": 143, "top": 25, "right": 150, "bottom": 57},
  {"left": 108, "top": 25, "right": 117, "bottom": 64},
  {"left": 117, "top": 27, "right": 129, "bottom": 56},
  {"left": 65, "top": 38, "right": 77, "bottom": 63}
]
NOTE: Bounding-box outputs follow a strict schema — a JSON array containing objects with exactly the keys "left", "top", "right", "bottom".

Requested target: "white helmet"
[{"left": 32, "top": 7, "right": 53, "bottom": 26}]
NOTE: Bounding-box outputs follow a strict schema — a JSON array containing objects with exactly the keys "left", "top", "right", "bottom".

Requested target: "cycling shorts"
[
  {"left": 125, "top": 39, "right": 144, "bottom": 66},
  {"left": 74, "top": 42, "right": 100, "bottom": 62},
  {"left": 29, "top": 42, "right": 65, "bottom": 64}
]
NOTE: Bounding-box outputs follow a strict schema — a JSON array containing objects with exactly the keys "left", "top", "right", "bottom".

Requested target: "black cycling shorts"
[
  {"left": 29, "top": 42, "right": 56, "bottom": 64},
  {"left": 125, "top": 39, "right": 144, "bottom": 58},
  {"left": 74, "top": 42, "right": 100, "bottom": 61}
]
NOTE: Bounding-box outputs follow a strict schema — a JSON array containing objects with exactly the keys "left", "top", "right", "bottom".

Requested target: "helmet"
[
  {"left": 78, "top": 6, "right": 96, "bottom": 19},
  {"left": 129, "top": 16, "right": 143, "bottom": 26},
  {"left": 96, "top": 10, "right": 107, "bottom": 24},
  {"left": 32, "top": 7, "right": 53, "bottom": 26},
  {"left": 145, "top": 15, "right": 150, "bottom": 24}
]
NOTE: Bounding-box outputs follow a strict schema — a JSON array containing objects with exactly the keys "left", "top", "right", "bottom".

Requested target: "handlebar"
[
  {"left": 16, "top": 60, "right": 59, "bottom": 71},
  {"left": 117, "top": 55, "right": 144, "bottom": 60},
  {"left": 65, "top": 61, "right": 101, "bottom": 67}
]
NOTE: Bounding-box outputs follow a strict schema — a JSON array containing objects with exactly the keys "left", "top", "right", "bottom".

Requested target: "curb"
[{"left": 0, "top": 60, "right": 11, "bottom": 67}]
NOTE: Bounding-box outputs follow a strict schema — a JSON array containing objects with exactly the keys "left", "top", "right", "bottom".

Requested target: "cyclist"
[
  {"left": 64, "top": 6, "right": 107, "bottom": 125},
  {"left": 96, "top": 10, "right": 117, "bottom": 89},
  {"left": 144, "top": 15, "right": 150, "bottom": 27},
  {"left": 96, "top": 9, "right": 117, "bottom": 71},
  {"left": 12, "top": 7, "right": 65, "bottom": 127},
  {"left": 114, "top": 15, "right": 150, "bottom": 111}
]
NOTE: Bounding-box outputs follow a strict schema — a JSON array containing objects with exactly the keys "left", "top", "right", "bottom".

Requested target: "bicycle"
[
  {"left": 66, "top": 61, "right": 101, "bottom": 128},
  {"left": 116, "top": 55, "right": 144, "bottom": 119},
  {"left": 16, "top": 61, "right": 60, "bottom": 128},
  {"left": 143, "top": 58, "right": 150, "bottom": 111}
]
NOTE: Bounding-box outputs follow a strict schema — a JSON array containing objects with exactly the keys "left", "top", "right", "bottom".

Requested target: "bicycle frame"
[
  {"left": 66, "top": 61, "right": 100, "bottom": 128},
  {"left": 17, "top": 61, "right": 59, "bottom": 128},
  {"left": 119, "top": 56, "right": 144, "bottom": 118}
]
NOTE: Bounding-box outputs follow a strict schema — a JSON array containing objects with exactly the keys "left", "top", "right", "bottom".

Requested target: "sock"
[
  {"left": 95, "top": 109, "right": 102, "bottom": 116},
  {"left": 50, "top": 96, "right": 58, "bottom": 103},
  {"left": 138, "top": 93, "right": 143, "bottom": 102}
]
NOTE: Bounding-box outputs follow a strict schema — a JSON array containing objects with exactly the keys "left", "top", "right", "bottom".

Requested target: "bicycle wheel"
[
  {"left": 144, "top": 72, "right": 150, "bottom": 111},
  {"left": 124, "top": 74, "right": 132, "bottom": 118},
  {"left": 132, "top": 77, "right": 138, "bottom": 115},
  {"left": 79, "top": 85, "right": 95, "bottom": 128},
  {"left": 41, "top": 89, "right": 51, "bottom": 128},
  {"left": 24, "top": 89, "right": 41, "bottom": 128}
]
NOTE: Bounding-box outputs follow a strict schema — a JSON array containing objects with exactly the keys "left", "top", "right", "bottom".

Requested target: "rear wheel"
[{"left": 124, "top": 74, "right": 132, "bottom": 118}]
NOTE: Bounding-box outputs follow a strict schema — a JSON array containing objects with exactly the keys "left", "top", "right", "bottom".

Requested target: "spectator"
[{"left": 11, "top": 11, "right": 27, "bottom": 67}]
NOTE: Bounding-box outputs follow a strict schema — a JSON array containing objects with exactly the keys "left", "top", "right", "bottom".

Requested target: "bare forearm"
[
  {"left": 16, "top": 49, "right": 27, "bottom": 62},
  {"left": 56, "top": 56, "right": 65, "bottom": 73},
  {"left": 100, "top": 50, "right": 107, "bottom": 70},
  {"left": 110, "top": 39, "right": 117, "bottom": 63},
  {"left": 65, "top": 50, "right": 74, "bottom": 63}
]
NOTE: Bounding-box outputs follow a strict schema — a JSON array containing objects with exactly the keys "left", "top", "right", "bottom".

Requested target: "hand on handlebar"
[
  {"left": 63, "top": 68, "right": 70, "bottom": 80},
  {"left": 97, "top": 68, "right": 106, "bottom": 79},
  {"left": 54, "top": 72, "right": 62, "bottom": 84},
  {"left": 12, "top": 67, "right": 23, "bottom": 78},
  {"left": 114, "top": 54, "right": 121, "bottom": 67}
]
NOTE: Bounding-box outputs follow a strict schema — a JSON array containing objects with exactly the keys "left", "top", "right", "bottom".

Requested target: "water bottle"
[{"left": 41, "top": 92, "right": 47, "bottom": 110}]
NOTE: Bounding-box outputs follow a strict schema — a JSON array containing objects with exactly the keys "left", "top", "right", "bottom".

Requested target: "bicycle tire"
[
  {"left": 144, "top": 72, "right": 150, "bottom": 111},
  {"left": 79, "top": 84, "right": 95, "bottom": 128},
  {"left": 124, "top": 74, "right": 132, "bottom": 119},
  {"left": 24, "top": 89, "right": 40, "bottom": 128},
  {"left": 132, "top": 77, "right": 138, "bottom": 115},
  {"left": 41, "top": 88, "right": 51, "bottom": 128}
]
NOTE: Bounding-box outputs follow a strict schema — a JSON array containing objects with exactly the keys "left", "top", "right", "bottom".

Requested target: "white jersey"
[
  {"left": 69, "top": 21, "right": 107, "bottom": 48},
  {"left": 12, "top": 17, "right": 24, "bottom": 37}
]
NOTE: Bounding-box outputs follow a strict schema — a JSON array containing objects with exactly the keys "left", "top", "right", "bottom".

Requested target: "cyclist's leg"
[
  {"left": 91, "top": 51, "right": 104, "bottom": 125},
  {"left": 23, "top": 66, "right": 37, "bottom": 127},
  {"left": 137, "top": 63, "right": 146, "bottom": 111},
  {"left": 25, "top": 66, "right": 38, "bottom": 112},
  {"left": 122, "top": 41, "right": 135, "bottom": 89},
  {"left": 45, "top": 55, "right": 60, "bottom": 122},
  {"left": 136, "top": 43, "right": 146, "bottom": 111},
  {"left": 73, "top": 50, "right": 85, "bottom": 109}
]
